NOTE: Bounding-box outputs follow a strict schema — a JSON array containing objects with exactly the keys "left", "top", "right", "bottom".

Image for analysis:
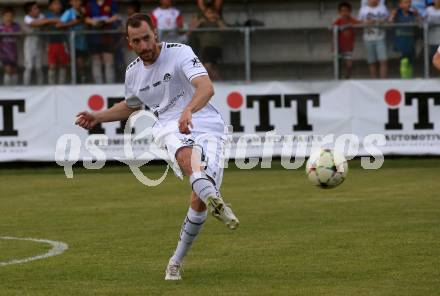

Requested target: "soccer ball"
[{"left": 305, "top": 149, "right": 348, "bottom": 189}]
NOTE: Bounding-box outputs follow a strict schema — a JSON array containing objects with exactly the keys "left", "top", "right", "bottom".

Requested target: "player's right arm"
[{"left": 75, "top": 102, "right": 140, "bottom": 130}]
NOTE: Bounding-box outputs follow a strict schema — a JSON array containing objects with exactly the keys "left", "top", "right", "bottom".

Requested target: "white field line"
[{"left": 0, "top": 236, "right": 68, "bottom": 266}]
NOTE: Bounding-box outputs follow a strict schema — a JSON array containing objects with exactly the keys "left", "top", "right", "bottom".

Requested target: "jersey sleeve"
[
  {"left": 124, "top": 71, "right": 143, "bottom": 109},
  {"left": 24, "top": 15, "right": 34, "bottom": 25},
  {"left": 179, "top": 45, "right": 208, "bottom": 82},
  {"left": 358, "top": 7, "right": 369, "bottom": 21},
  {"left": 60, "top": 10, "right": 72, "bottom": 23}
]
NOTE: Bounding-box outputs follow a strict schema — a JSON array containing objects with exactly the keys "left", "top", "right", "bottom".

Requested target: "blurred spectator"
[
  {"left": 23, "top": 1, "right": 57, "bottom": 85},
  {"left": 151, "top": 0, "right": 184, "bottom": 43},
  {"left": 197, "top": 0, "right": 223, "bottom": 16},
  {"left": 333, "top": 2, "right": 359, "bottom": 79},
  {"left": 45, "top": 0, "right": 69, "bottom": 84},
  {"left": 411, "top": 0, "right": 428, "bottom": 18},
  {"left": 58, "top": 0, "right": 88, "bottom": 83},
  {"left": 390, "top": 0, "right": 418, "bottom": 78},
  {"left": 425, "top": 0, "right": 440, "bottom": 59},
  {"left": 85, "top": 0, "right": 120, "bottom": 84},
  {"left": 124, "top": 1, "right": 141, "bottom": 66},
  {"left": 127, "top": 0, "right": 141, "bottom": 17},
  {"left": 361, "top": 0, "right": 386, "bottom": 7},
  {"left": 0, "top": 7, "right": 20, "bottom": 85},
  {"left": 187, "top": 5, "right": 226, "bottom": 80},
  {"left": 359, "top": 0, "right": 390, "bottom": 78}
]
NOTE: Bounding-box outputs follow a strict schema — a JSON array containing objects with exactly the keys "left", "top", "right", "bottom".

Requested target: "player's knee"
[
  {"left": 175, "top": 147, "right": 193, "bottom": 176},
  {"left": 191, "top": 192, "right": 206, "bottom": 212}
]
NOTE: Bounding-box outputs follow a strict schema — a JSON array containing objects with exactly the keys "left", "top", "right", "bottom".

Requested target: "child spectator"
[
  {"left": 23, "top": 1, "right": 57, "bottom": 85},
  {"left": 58, "top": 0, "right": 88, "bottom": 83},
  {"left": 197, "top": 0, "right": 223, "bottom": 16},
  {"left": 425, "top": 0, "right": 440, "bottom": 59},
  {"left": 333, "top": 2, "right": 359, "bottom": 78},
  {"left": 151, "top": 0, "right": 184, "bottom": 43},
  {"left": 0, "top": 7, "right": 20, "bottom": 85},
  {"left": 390, "top": 0, "right": 418, "bottom": 78},
  {"left": 85, "top": 0, "right": 120, "bottom": 84},
  {"left": 187, "top": 5, "right": 226, "bottom": 80},
  {"left": 45, "top": 0, "right": 69, "bottom": 84},
  {"left": 359, "top": 0, "right": 390, "bottom": 78}
]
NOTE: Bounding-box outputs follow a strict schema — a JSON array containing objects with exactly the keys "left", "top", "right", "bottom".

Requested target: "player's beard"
[{"left": 138, "top": 45, "right": 160, "bottom": 65}]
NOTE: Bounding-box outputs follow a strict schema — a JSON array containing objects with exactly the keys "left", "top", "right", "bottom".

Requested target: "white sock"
[
  {"left": 92, "top": 58, "right": 103, "bottom": 84},
  {"left": 189, "top": 172, "right": 218, "bottom": 204},
  {"left": 104, "top": 62, "right": 115, "bottom": 84},
  {"left": 3, "top": 74, "right": 11, "bottom": 85},
  {"left": 171, "top": 207, "right": 207, "bottom": 264}
]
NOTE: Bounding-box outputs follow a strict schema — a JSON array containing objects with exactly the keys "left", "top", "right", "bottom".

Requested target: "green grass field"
[{"left": 0, "top": 158, "right": 439, "bottom": 296}]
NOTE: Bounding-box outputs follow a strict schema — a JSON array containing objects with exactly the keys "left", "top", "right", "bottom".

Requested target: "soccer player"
[{"left": 75, "top": 13, "right": 239, "bottom": 281}]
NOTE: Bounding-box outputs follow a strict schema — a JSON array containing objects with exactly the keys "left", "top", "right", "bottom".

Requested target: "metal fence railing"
[{"left": 0, "top": 23, "right": 439, "bottom": 85}]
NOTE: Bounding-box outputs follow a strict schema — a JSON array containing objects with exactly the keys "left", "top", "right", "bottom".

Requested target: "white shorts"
[{"left": 153, "top": 121, "right": 226, "bottom": 189}]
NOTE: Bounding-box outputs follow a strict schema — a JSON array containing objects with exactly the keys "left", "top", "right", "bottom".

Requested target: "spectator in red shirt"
[{"left": 333, "top": 2, "right": 359, "bottom": 78}]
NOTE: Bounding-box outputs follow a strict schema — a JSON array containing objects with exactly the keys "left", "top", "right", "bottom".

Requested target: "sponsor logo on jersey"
[
  {"left": 140, "top": 85, "right": 150, "bottom": 92},
  {"left": 163, "top": 73, "right": 172, "bottom": 82},
  {"left": 191, "top": 57, "right": 202, "bottom": 68},
  {"left": 180, "top": 137, "right": 195, "bottom": 146}
]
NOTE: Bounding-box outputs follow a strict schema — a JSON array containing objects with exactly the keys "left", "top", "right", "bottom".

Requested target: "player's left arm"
[{"left": 178, "top": 75, "right": 214, "bottom": 134}]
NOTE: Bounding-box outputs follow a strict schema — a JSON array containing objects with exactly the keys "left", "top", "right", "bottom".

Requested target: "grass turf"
[{"left": 0, "top": 158, "right": 439, "bottom": 295}]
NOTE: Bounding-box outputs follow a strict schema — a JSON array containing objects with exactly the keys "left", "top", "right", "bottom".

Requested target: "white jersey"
[
  {"left": 151, "top": 7, "right": 182, "bottom": 30},
  {"left": 358, "top": 5, "right": 389, "bottom": 41},
  {"left": 124, "top": 42, "right": 225, "bottom": 135},
  {"left": 24, "top": 14, "right": 44, "bottom": 51}
]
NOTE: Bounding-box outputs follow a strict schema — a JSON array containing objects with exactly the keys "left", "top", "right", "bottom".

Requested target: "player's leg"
[
  {"left": 165, "top": 193, "right": 207, "bottom": 280},
  {"left": 175, "top": 139, "right": 238, "bottom": 229},
  {"left": 176, "top": 146, "right": 218, "bottom": 204}
]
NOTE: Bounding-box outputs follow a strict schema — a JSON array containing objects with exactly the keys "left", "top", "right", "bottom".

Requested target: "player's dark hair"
[
  {"left": 126, "top": 13, "right": 155, "bottom": 35},
  {"left": 128, "top": 0, "right": 141, "bottom": 13},
  {"left": 2, "top": 6, "right": 15, "bottom": 15},
  {"left": 338, "top": 2, "right": 352, "bottom": 11},
  {"left": 24, "top": 1, "right": 37, "bottom": 14}
]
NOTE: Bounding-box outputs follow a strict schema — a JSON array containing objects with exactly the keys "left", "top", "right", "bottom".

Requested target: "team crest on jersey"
[
  {"left": 180, "top": 137, "right": 195, "bottom": 146},
  {"left": 163, "top": 73, "right": 172, "bottom": 82},
  {"left": 191, "top": 58, "right": 202, "bottom": 68}
]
